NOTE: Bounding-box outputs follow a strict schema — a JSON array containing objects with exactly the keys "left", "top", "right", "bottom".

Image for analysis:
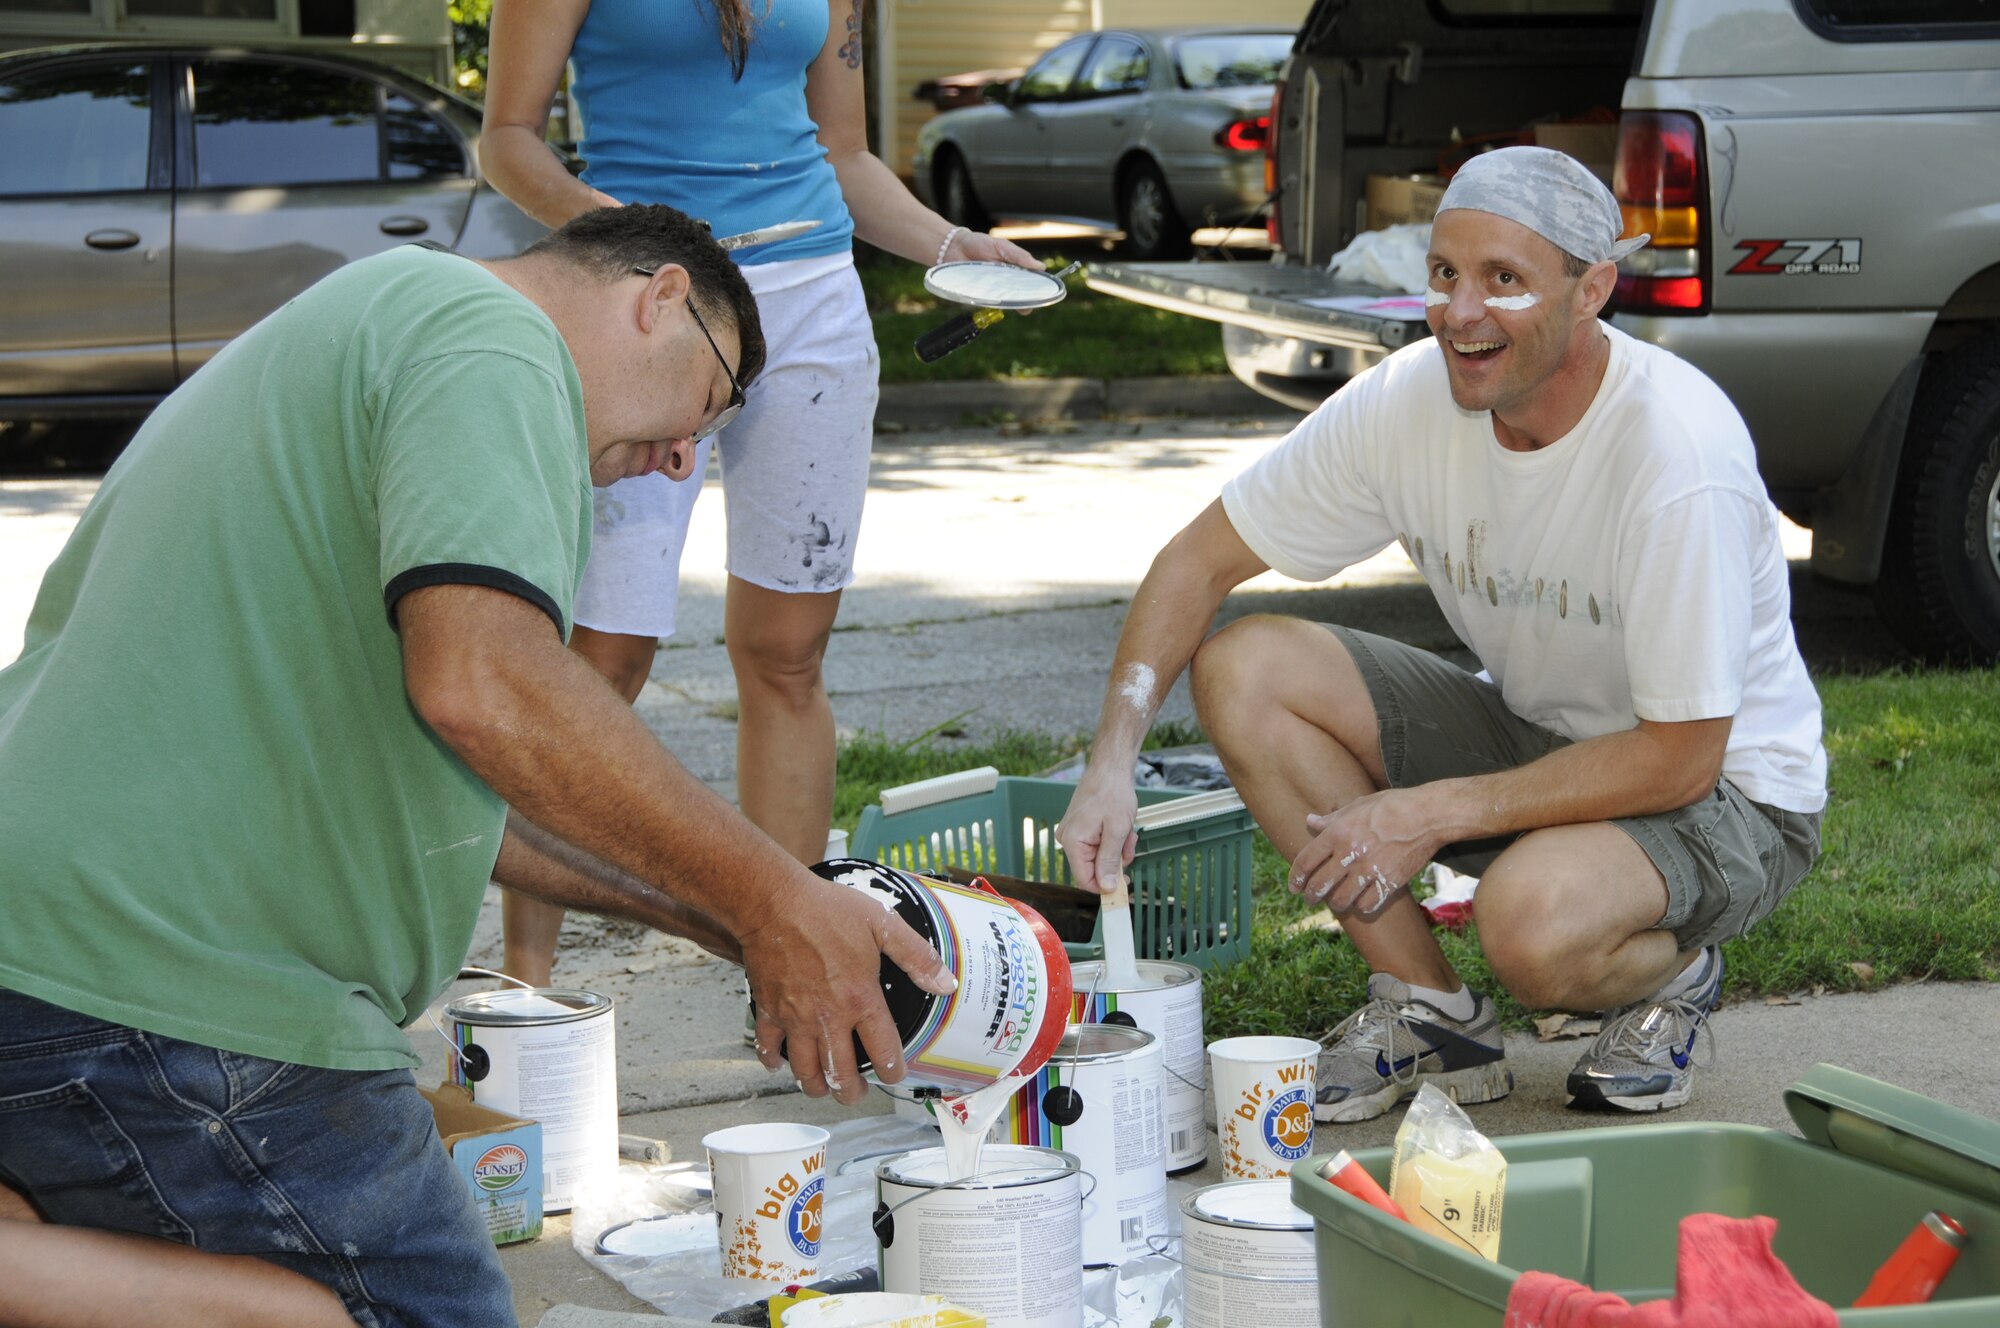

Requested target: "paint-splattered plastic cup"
[
  {"left": 1209, "top": 1036, "right": 1319, "bottom": 1179},
  {"left": 704, "top": 1122, "right": 828, "bottom": 1284}
]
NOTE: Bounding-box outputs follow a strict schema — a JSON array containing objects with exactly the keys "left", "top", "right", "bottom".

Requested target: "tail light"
[
  {"left": 1215, "top": 115, "right": 1269, "bottom": 152},
  {"left": 1264, "top": 84, "right": 1284, "bottom": 246},
  {"left": 1613, "top": 110, "right": 1706, "bottom": 314}
]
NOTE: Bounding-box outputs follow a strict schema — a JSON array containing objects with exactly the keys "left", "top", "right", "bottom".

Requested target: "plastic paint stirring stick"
[{"left": 1100, "top": 872, "right": 1143, "bottom": 989}]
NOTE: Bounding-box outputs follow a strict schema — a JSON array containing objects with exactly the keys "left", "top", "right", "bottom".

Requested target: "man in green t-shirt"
[{"left": 0, "top": 205, "right": 952, "bottom": 1326}]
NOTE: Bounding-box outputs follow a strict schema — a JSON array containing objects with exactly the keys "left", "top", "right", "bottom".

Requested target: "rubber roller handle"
[{"left": 914, "top": 307, "right": 1004, "bottom": 362}]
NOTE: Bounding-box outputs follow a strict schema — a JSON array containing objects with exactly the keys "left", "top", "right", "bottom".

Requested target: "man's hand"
[
  {"left": 740, "top": 878, "right": 955, "bottom": 1105},
  {"left": 1290, "top": 787, "right": 1443, "bottom": 918},
  {"left": 1058, "top": 773, "right": 1140, "bottom": 895}
]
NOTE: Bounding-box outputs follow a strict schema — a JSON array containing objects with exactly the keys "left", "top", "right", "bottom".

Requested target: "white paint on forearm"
[{"left": 1117, "top": 662, "right": 1157, "bottom": 717}]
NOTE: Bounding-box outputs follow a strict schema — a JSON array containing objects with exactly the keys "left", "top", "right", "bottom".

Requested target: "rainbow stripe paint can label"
[
  {"left": 874, "top": 1144, "right": 1082, "bottom": 1328},
  {"left": 817, "top": 860, "right": 1072, "bottom": 1091},
  {"left": 1070, "top": 959, "right": 1206, "bottom": 1171},
  {"left": 993, "top": 1022, "right": 1168, "bottom": 1267},
  {"left": 445, "top": 988, "right": 616, "bottom": 1215},
  {"left": 1180, "top": 1180, "right": 1318, "bottom": 1328}
]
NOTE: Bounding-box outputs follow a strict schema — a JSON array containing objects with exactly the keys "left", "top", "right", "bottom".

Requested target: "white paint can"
[
  {"left": 446, "top": 987, "right": 617, "bottom": 1215},
  {"left": 991, "top": 1023, "right": 1167, "bottom": 1267},
  {"left": 1069, "top": 959, "right": 1206, "bottom": 1171},
  {"left": 874, "top": 1144, "right": 1083, "bottom": 1328},
  {"left": 1180, "top": 1180, "right": 1319, "bottom": 1328}
]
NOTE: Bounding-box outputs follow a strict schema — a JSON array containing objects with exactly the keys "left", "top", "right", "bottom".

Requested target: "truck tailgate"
[{"left": 1084, "top": 260, "right": 1428, "bottom": 354}]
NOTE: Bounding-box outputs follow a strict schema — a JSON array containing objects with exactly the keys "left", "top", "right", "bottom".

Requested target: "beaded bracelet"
[{"left": 935, "top": 225, "right": 965, "bottom": 267}]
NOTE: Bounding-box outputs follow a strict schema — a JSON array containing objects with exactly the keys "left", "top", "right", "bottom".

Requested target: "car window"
[
  {"left": 1797, "top": 0, "right": 2000, "bottom": 38},
  {"left": 1015, "top": 37, "right": 1094, "bottom": 102},
  {"left": 1077, "top": 37, "right": 1149, "bottom": 96},
  {"left": 1175, "top": 34, "right": 1293, "bottom": 89},
  {"left": 189, "top": 60, "right": 463, "bottom": 188},
  {"left": 0, "top": 61, "right": 153, "bottom": 196}
]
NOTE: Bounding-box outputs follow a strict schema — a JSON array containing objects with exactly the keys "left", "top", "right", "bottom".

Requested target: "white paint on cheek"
[
  {"left": 1484, "top": 292, "right": 1540, "bottom": 310},
  {"left": 1117, "top": 662, "right": 1157, "bottom": 716},
  {"left": 1423, "top": 288, "right": 1450, "bottom": 307}
]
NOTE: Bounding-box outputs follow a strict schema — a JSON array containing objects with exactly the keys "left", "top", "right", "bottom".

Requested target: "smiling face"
[{"left": 1425, "top": 208, "right": 1613, "bottom": 439}]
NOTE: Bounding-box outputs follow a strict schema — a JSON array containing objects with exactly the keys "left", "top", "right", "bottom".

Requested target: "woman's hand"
[{"left": 946, "top": 229, "right": 1041, "bottom": 270}]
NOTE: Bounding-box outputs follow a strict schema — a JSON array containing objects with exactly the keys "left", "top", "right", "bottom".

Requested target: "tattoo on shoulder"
[{"left": 839, "top": 0, "right": 863, "bottom": 68}]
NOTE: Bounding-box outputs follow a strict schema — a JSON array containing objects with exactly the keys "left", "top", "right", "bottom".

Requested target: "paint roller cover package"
[{"left": 419, "top": 1083, "right": 544, "bottom": 1245}]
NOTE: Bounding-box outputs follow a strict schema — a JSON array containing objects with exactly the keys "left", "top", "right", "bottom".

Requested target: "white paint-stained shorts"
[{"left": 573, "top": 252, "right": 880, "bottom": 638}]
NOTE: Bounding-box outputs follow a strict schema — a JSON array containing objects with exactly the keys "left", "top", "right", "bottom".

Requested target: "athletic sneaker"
[
  {"left": 1314, "top": 973, "right": 1513, "bottom": 1123},
  {"left": 1565, "top": 947, "right": 1724, "bottom": 1113}
]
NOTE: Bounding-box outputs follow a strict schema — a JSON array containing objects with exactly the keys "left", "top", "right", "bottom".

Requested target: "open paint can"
[
  {"left": 1070, "top": 959, "right": 1206, "bottom": 1171},
  {"left": 815, "top": 859, "right": 1072, "bottom": 1091},
  {"left": 445, "top": 987, "right": 616, "bottom": 1214},
  {"left": 992, "top": 1023, "right": 1167, "bottom": 1267},
  {"left": 874, "top": 1145, "right": 1082, "bottom": 1328},
  {"left": 1180, "top": 1180, "right": 1319, "bottom": 1328}
]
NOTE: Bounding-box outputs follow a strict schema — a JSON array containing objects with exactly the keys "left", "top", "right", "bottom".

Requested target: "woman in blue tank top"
[{"left": 481, "top": 1, "right": 1038, "bottom": 989}]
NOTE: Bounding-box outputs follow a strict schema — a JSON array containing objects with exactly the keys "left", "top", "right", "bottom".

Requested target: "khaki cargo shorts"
[{"left": 1328, "top": 626, "right": 1822, "bottom": 950}]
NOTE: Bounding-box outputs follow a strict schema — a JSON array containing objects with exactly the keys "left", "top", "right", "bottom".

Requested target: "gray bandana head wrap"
[{"left": 1436, "top": 146, "right": 1648, "bottom": 265}]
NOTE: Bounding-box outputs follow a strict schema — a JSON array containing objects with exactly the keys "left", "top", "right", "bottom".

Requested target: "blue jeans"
[{"left": 0, "top": 988, "right": 516, "bottom": 1327}]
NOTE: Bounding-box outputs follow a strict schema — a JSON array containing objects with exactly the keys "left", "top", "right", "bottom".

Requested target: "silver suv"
[{"left": 1086, "top": 0, "right": 2000, "bottom": 662}]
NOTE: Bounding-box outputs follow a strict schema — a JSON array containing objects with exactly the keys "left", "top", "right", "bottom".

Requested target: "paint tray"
[
  {"left": 850, "top": 770, "right": 1255, "bottom": 971},
  {"left": 1290, "top": 1064, "right": 2000, "bottom": 1325}
]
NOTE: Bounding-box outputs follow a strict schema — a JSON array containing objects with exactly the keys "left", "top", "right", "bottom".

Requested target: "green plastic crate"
[
  {"left": 850, "top": 773, "right": 1255, "bottom": 972},
  {"left": 1291, "top": 1065, "right": 2000, "bottom": 1325}
]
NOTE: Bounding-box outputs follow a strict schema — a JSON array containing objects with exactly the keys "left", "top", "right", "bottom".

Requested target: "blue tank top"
[{"left": 570, "top": 0, "right": 854, "bottom": 265}]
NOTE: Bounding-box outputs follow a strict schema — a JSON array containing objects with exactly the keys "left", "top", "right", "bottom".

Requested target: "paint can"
[
  {"left": 873, "top": 1145, "right": 1083, "bottom": 1328},
  {"left": 815, "top": 859, "right": 1072, "bottom": 1091},
  {"left": 1069, "top": 959, "right": 1206, "bottom": 1171},
  {"left": 992, "top": 1023, "right": 1167, "bottom": 1267},
  {"left": 1179, "top": 1180, "right": 1319, "bottom": 1328},
  {"left": 446, "top": 987, "right": 617, "bottom": 1215}
]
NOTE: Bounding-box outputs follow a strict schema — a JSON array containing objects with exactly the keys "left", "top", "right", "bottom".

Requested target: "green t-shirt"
[{"left": 0, "top": 247, "right": 591, "bottom": 1070}]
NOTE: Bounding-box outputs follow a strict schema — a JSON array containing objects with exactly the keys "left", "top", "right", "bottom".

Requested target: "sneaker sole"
[
  {"left": 1315, "top": 1061, "right": 1514, "bottom": 1124},
  {"left": 1565, "top": 1079, "right": 1694, "bottom": 1113}
]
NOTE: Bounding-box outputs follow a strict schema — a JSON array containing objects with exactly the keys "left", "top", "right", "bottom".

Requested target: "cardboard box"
[
  {"left": 1531, "top": 124, "right": 1618, "bottom": 185},
  {"left": 1364, "top": 173, "right": 1448, "bottom": 231},
  {"left": 421, "top": 1082, "right": 544, "bottom": 1245}
]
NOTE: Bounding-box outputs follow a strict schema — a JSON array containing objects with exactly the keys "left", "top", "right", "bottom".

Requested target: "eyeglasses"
[{"left": 635, "top": 266, "right": 744, "bottom": 442}]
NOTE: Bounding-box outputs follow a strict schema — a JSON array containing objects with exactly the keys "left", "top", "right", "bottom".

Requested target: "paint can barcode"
[
  {"left": 1171, "top": 1130, "right": 1190, "bottom": 1155},
  {"left": 1121, "top": 1217, "right": 1144, "bottom": 1243}
]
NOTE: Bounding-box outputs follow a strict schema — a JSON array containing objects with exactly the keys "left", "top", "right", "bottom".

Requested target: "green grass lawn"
[
  {"left": 857, "top": 246, "right": 1226, "bottom": 384},
  {"left": 831, "top": 668, "right": 2000, "bottom": 1039}
]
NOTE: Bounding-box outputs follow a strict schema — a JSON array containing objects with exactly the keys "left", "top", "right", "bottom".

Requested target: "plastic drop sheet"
[{"left": 568, "top": 1113, "right": 1206, "bottom": 1326}]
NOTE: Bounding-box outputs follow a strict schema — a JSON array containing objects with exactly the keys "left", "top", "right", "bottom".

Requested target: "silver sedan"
[{"left": 913, "top": 27, "right": 1292, "bottom": 261}]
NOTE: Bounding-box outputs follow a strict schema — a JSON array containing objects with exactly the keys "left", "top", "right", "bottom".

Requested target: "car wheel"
[
  {"left": 936, "top": 149, "right": 991, "bottom": 233},
  {"left": 1874, "top": 331, "right": 2000, "bottom": 663},
  {"left": 1119, "top": 160, "right": 1192, "bottom": 261}
]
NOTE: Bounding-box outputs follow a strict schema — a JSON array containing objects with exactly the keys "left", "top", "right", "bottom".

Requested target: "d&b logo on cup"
[
  {"left": 786, "top": 1176, "right": 823, "bottom": 1259},
  {"left": 473, "top": 1144, "right": 528, "bottom": 1193},
  {"left": 1261, "top": 1086, "right": 1314, "bottom": 1163}
]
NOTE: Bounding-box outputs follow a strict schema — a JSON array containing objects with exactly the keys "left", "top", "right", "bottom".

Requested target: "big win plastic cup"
[
  {"left": 704, "top": 1122, "right": 829, "bottom": 1284},
  {"left": 1209, "top": 1036, "right": 1319, "bottom": 1179}
]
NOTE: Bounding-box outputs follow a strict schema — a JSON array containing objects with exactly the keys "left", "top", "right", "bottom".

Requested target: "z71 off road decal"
[{"left": 1730, "top": 239, "right": 1863, "bottom": 276}]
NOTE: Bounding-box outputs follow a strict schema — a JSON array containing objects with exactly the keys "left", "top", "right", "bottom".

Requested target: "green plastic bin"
[
  {"left": 1291, "top": 1065, "right": 2000, "bottom": 1325},
  {"left": 850, "top": 773, "right": 1255, "bottom": 971}
]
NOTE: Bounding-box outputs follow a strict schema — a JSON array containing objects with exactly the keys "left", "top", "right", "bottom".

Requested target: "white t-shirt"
[{"left": 1221, "top": 326, "right": 1826, "bottom": 814}]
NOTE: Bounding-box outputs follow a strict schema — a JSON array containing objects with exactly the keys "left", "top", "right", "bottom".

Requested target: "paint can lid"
[
  {"left": 878, "top": 1144, "right": 1078, "bottom": 1189},
  {"left": 1184, "top": 1179, "right": 1312, "bottom": 1231},
  {"left": 593, "top": 1212, "right": 714, "bottom": 1257},
  {"left": 443, "top": 987, "right": 612, "bottom": 1026}
]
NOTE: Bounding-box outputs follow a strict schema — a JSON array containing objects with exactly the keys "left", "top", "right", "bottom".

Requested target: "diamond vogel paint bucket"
[
  {"left": 1180, "top": 1180, "right": 1319, "bottom": 1328},
  {"left": 813, "top": 859, "right": 1072, "bottom": 1091},
  {"left": 1070, "top": 958, "right": 1207, "bottom": 1171},
  {"left": 992, "top": 1022, "right": 1167, "bottom": 1267},
  {"left": 873, "top": 1145, "right": 1083, "bottom": 1328},
  {"left": 446, "top": 987, "right": 617, "bottom": 1214}
]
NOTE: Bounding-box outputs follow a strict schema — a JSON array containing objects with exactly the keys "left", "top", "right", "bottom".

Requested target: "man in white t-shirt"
[{"left": 1058, "top": 147, "right": 1826, "bottom": 1119}]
